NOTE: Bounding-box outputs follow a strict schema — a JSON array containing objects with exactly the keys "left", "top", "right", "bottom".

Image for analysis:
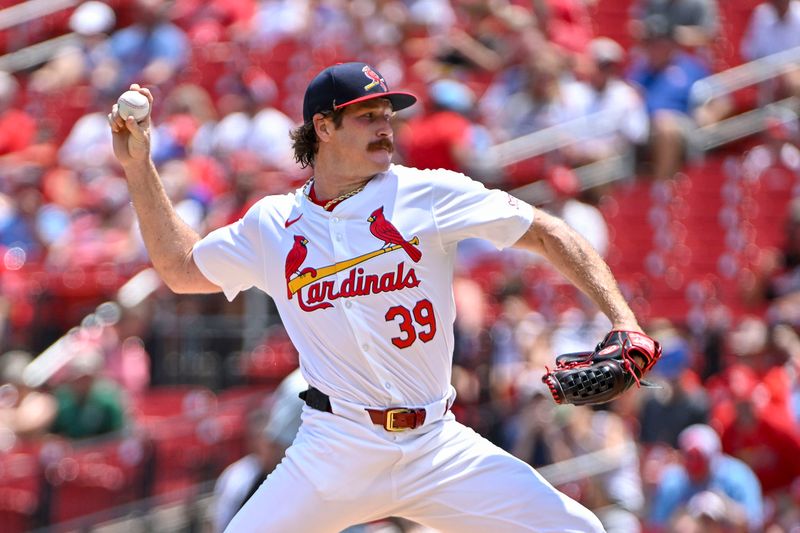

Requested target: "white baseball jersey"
[{"left": 193, "top": 164, "right": 534, "bottom": 407}]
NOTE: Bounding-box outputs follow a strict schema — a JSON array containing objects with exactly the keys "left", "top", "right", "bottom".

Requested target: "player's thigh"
[
  {"left": 223, "top": 454, "right": 360, "bottom": 533},
  {"left": 225, "top": 409, "right": 395, "bottom": 533},
  {"left": 403, "top": 421, "right": 605, "bottom": 533}
]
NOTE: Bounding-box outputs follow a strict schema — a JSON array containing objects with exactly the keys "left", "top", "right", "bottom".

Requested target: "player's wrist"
[
  {"left": 609, "top": 314, "right": 641, "bottom": 333},
  {"left": 611, "top": 323, "right": 642, "bottom": 334},
  {"left": 120, "top": 157, "right": 155, "bottom": 176}
]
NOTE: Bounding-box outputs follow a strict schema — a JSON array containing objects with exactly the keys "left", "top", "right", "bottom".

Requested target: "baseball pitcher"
[{"left": 109, "top": 62, "right": 660, "bottom": 532}]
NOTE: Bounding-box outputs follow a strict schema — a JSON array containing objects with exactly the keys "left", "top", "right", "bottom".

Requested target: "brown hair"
[{"left": 290, "top": 109, "right": 345, "bottom": 168}]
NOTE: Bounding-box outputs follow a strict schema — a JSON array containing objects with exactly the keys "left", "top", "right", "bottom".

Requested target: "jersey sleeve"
[
  {"left": 430, "top": 170, "right": 535, "bottom": 249},
  {"left": 192, "top": 204, "right": 267, "bottom": 301}
]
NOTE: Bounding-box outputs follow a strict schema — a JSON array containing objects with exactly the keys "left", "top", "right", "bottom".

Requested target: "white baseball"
[{"left": 117, "top": 90, "right": 150, "bottom": 122}]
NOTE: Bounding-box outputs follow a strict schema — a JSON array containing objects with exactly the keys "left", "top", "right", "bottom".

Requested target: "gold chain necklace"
[{"left": 303, "top": 178, "right": 366, "bottom": 210}]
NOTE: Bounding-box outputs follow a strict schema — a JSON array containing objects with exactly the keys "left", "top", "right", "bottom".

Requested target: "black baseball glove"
[{"left": 541, "top": 330, "right": 662, "bottom": 406}]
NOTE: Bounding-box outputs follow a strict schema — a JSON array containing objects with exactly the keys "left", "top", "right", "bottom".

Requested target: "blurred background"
[{"left": 0, "top": 0, "right": 799, "bottom": 532}]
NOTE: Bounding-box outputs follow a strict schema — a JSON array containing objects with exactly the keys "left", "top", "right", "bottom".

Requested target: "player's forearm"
[
  {"left": 122, "top": 159, "right": 202, "bottom": 292},
  {"left": 518, "top": 212, "right": 640, "bottom": 330}
]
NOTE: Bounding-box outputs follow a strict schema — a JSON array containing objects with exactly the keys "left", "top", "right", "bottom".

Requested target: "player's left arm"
[{"left": 513, "top": 207, "right": 641, "bottom": 333}]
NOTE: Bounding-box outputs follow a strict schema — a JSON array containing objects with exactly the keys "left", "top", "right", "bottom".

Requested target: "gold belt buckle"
[{"left": 385, "top": 408, "right": 413, "bottom": 432}]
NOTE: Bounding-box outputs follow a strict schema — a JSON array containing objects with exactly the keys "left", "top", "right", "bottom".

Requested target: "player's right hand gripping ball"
[
  {"left": 117, "top": 90, "right": 150, "bottom": 122},
  {"left": 542, "top": 330, "right": 662, "bottom": 406}
]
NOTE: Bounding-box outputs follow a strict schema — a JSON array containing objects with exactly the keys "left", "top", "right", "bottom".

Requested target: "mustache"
[{"left": 367, "top": 139, "right": 394, "bottom": 152}]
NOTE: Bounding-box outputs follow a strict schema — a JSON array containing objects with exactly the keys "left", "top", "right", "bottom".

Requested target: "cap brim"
[{"left": 334, "top": 91, "right": 417, "bottom": 113}]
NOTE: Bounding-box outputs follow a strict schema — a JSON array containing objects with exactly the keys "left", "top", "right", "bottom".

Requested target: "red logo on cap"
[{"left": 362, "top": 66, "right": 387, "bottom": 92}]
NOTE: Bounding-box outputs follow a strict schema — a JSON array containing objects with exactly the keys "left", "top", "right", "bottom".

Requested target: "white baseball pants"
[{"left": 224, "top": 406, "right": 605, "bottom": 533}]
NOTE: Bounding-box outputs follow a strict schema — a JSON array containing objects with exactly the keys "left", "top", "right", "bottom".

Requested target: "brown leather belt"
[
  {"left": 366, "top": 407, "right": 426, "bottom": 432},
  {"left": 300, "top": 386, "right": 429, "bottom": 431}
]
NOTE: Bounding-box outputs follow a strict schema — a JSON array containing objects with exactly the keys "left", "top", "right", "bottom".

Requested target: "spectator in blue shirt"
[
  {"left": 98, "top": 0, "right": 189, "bottom": 96},
  {"left": 627, "top": 15, "right": 728, "bottom": 179},
  {"left": 648, "top": 424, "right": 764, "bottom": 532}
]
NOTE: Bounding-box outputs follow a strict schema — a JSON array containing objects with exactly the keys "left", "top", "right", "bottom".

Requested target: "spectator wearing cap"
[
  {"left": 648, "top": 424, "right": 763, "bottom": 532},
  {"left": 50, "top": 349, "right": 127, "bottom": 440},
  {"left": 0, "top": 350, "right": 57, "bottom": 441},
  {"left": 29, "top": 0, "right": 117, "bottom": 94},
  {"left": 630, "top": 0, "right": 720, "bottom": 50},
  {"left": 559, "top": 37, "right": 649, "bottom": 168},
  {"left": 626, "top": 16, "right": 728, "bottom": 180}
]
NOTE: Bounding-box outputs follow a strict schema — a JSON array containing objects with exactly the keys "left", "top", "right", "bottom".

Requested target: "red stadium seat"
[
  {"left": 48, "top": 436, "right": 148, "bottom": 524},
  {"left": 0, "top": 444, "right": 42, "bottom": 533}
]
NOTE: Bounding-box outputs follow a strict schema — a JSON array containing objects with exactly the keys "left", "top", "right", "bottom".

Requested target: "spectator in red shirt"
[
  {"left": 533, "top": 0, "right": 595, "bottom": 56},
  {"left": 0, "top": 72, "right": 36, "bottom": 157},
  {"left": 708, "top": 317, "right": 797, "bottom": 427},
  {"left": 718, "top": 387, "right": 800, "bottom": 494},
  {"left": 399, "top": 78, "right": 493, "bottom": 179}
]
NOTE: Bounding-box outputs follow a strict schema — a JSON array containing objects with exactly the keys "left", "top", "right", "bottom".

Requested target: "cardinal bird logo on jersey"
[
  {"left": 282, "top": 211, "right": 422, "bottom": 311},
  {"left": 368, "top": 206, "right": 422, "bottom": 262},
  {"left": 362, "top": 65, "right": 387, "bottom": 91},
  {"left": 284, "top": 235, "right": 318, "bottom": 299}
]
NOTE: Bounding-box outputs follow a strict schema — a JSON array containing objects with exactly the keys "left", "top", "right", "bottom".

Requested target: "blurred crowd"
[{"left": 1, "top": 0, "right": 800, "bottom": 531}]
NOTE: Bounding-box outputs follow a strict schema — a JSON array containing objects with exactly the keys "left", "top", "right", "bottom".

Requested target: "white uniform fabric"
[
  {"left": 194, "top": 165, "right": 531, "bottom": 408},
  {"left": 226, "top": 408, "right": 603, "bottom": 533},
  {"left": 213, "top": 454, "right": 263, "bottom": 533},
  {"left": 262, "top": 368, "right": 307, "bottom": 448},
  {"left": 194, "top": 165, "right": 604, "bottom": 532}
]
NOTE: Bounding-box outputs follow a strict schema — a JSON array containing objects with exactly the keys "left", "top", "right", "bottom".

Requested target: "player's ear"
[{"left": 313, "top": 113, "right": 332, "bottom": 141}]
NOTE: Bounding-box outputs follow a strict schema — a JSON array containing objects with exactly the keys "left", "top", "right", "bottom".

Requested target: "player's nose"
[
  {"left": 376, "top": 114, "right": 393, "bottom": 136},
  {"left": 376, "top": 122, "right": 392, "bottom": 137}
]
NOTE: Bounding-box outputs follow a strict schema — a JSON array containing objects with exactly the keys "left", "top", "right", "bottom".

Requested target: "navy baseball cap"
[{"left": 302, "top": 62, "right": 417, "bottom": 124}]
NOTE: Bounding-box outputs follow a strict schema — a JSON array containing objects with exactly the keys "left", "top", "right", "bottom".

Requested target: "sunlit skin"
[{"left": 311, "top": 99, "right": 396, "bottom": 201}]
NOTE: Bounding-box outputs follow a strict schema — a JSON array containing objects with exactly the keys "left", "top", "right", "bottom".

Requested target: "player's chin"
[{"left": 367, "top": 149, "right": 393, "bottom": 169}]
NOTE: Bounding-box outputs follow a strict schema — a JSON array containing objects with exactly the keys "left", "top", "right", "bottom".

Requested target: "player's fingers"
[
  {"left": 129, "top": 83, "right": 153, "bottom": 105},
  {"left": 124, "top": 115, "right": 146, "bottom": 139},
  {"left": 107, "top": 113, "right": 119, "bottom": 133},
  {"left": 110, "top": 104, "right": 126, "bottom": 127},
  {"left": 139, "top": 87, "right": 154, "bottom": 106}
]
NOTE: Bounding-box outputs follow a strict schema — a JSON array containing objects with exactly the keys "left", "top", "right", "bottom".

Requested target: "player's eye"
[{"left": 359, "top": 110, "right": 393, "bottom": 123}]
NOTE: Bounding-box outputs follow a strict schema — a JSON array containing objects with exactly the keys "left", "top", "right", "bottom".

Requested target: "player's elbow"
[
  {"left": 163, "top": 276, "right": 194, "bottom": 294},
  {"left": 161, "top": 273, "right": 220, "bottom": 295},
  {"left": 154, "top": 255, "right": 216, "bottom": 295},
  {"left": 156, "top": 267, "right": 190, "bottom": 294},
  {"left": 514, "top": 211, "right": 571, "bottom": 255}
]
